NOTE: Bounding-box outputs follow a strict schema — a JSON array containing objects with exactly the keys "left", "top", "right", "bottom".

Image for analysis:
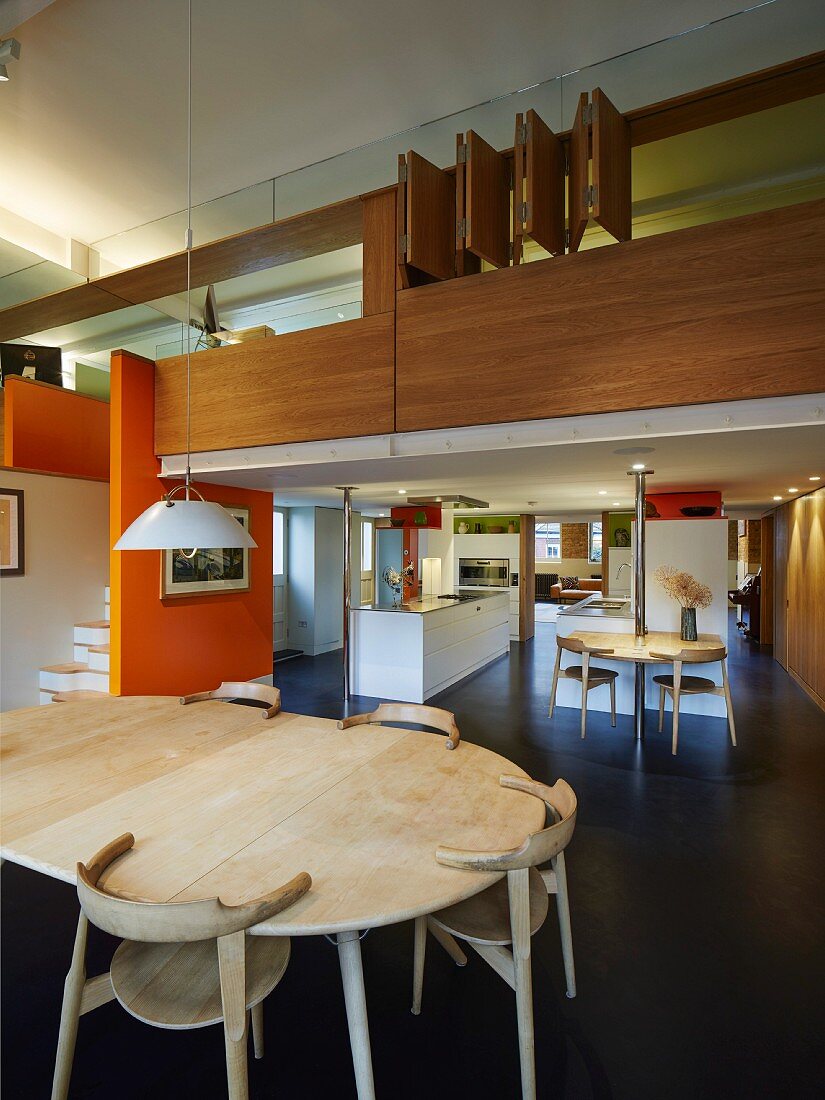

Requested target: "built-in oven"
[{"left": 458, "top": 558, "right": 509, "bottom": 588}]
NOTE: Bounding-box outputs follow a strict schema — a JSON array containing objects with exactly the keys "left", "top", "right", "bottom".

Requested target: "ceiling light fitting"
[
  {"left": 114, "top": 1, "right": 255, "bottom": 556},
  {"left": 0, "top": 39, "right": 21, "bottom": 82}
]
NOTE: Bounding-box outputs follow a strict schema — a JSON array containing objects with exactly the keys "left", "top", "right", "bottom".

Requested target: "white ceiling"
[
  {"left": 1, "top": 0, "right": 778, "bottom": 244},
  {"left": 188, "top": 421, "right": 825, "bottom": 519}
]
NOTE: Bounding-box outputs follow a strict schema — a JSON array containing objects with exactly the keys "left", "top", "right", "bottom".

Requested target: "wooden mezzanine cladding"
[
  {"left": 394, "top": 198, "right": 825, "bottom": 434},
  {"left": 154, "top": 312, "right": 394, "bottom": 455}
]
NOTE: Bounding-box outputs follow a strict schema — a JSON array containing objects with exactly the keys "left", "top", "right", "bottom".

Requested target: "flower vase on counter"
[
  {"left": 680, "top": 607, "right": 698, "bottom": 642},
  {"left": 458, "top": 522, "right": 469, "bottom": 534}
]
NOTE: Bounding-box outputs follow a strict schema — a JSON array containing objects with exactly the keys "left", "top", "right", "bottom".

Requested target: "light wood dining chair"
[
  {"left": 412, "top": 775, "right": 577, "bottom": 1100},
  {"left": 548, "top": 635, "right": 617, "bottom": 738},
  {"left": 180, "top": 681, "right": 281, "bottom": 719},
  {"left": 52, "top": 833, "right": 311, "bottom": 1100},
  {"left": 651, "top": 645, "right": 736, "bottom": 755},
  {"left": 338, "top": 702, "right": 460, "bottom": 749}
]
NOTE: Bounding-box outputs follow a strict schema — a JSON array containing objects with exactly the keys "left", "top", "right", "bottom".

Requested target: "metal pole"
[
  {"left": 337, "top": 487, "right": 358, "bottom": 701},
  {"left": 629, "top": 468, "right": 653, "bottom": 741}
]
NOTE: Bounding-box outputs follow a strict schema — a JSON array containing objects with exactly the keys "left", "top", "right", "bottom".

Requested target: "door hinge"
[
  {"left": 398, "top": 162, "right": 407, "bottom": 183},
  {"left": 516, "top": 122, "right": 530, "bottom": 145},
  {"left": 456, "top": 217, "right": 467, "bottom": 239},
  {"left": 518, "top": 201, "right": 530, "bottom": 225},
  {"left": 582, "top": 102, "right": 594, "bottom": 126},
  {"left": 398, "top": 233, "right": 410, "bottom": 254},
  {"left": 584, "top": 184, "right": 598, "bottom": 209},
  {"left": 457, "top": 142, "right": 468, "bottom": 164}
]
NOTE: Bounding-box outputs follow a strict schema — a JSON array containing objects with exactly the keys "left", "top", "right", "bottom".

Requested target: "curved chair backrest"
[
  {"left": 649, "top": 646, "right": 727, "bottom": 665},
  {"left": 556, "top": 636, "right": 614, "bottom": 658},
  {"left": 76, "top": 833, "right": 311, "bottom": 943},
  {"left": 180, "top": 681, "right": 281, "bottom": 719},
  {"left": 435, "top": 775, "right": 577, "bottom": 872},
  {"left": 338, "top": 703, "right": 460, "bottom": 749}
]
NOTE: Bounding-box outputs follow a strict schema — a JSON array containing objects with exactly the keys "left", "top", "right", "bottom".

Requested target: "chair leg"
[
  {"left": 427, "top": 916, "right": 468, "bottom": 966},
  {"left": 411, "top": 915, "right": 427, "bottom": 1015},
  {"left": 552, "top": 852, "right": 576, "bottom": 999},
  {"left": 658, "top": 685, "right": 665, "bottom": 733},
  {"left": 580, "top": 675, "right": 588, "bottom": 739},
  {"left": 51, "top": 914, "right": 89, "bottom": 1100},
  {"left": 721, "top": 660, "right": 737, "bottom": 746},
  {"left": 609, "top": 678, "right": 616, "bottom": 728},
  {"left": 508, "top": 868, "right": 536, "bottom": 1100},
  {"left": 671, "top": 682, "right": 681, "bottom": 756},
  {"left": 548, "top": 649, "right": 561, "bottom": 718},
  {"left": 218, "top": 931, "right": 249, "bottom": 1100},
  {"left": 251, "top": 1001, "right": 264, "bottom": 1060}
]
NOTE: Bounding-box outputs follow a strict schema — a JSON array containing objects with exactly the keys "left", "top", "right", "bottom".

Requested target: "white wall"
[
  {"left": 641, "top": 520, "right": 729, "bottom": 643},
  {"left": 0, "top": 471, "right": 109, "bottom": 710}
]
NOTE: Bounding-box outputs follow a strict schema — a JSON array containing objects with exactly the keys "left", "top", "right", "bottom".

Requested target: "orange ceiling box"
[
  {"left": 3, "top": 376, "right": 109, "bottom": 479},
  {"left": 389, "top": 504, "right": 443, "bottom": 529},
  {"left": 644, "top": 491, "right": 723, "bottom": 520}
]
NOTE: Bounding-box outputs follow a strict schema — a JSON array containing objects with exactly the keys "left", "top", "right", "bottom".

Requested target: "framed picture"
[
  {"left": 738, "top": 519, "right": 746, "bottom": 537},
  {"left": 0, "top": 488, "right": 25, "bottom": 577},
  {"left": 161, "top": 505, "right": 251, "bottom": 598}
]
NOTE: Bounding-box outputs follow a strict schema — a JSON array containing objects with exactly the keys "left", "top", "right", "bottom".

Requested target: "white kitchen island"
[{"left": 349, "top": 592, "right": 509, "bottom": 703}]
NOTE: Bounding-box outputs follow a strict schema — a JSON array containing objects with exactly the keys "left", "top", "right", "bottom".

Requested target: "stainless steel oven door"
[{"left": 458, "top": 558, "right": 509, "bottom": 587}]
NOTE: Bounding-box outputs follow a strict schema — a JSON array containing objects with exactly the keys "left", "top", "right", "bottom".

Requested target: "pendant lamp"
[{"left": 114, "top": 0, "right": 256, "bottom": 555}]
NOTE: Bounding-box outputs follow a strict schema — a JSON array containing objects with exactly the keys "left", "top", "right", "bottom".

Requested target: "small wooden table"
[
  {"left": 567, "top": 630, "right": 724, "bottom": 739},
  {"left": 0, "top": 697, "right": 543, "bottom": 1099}
]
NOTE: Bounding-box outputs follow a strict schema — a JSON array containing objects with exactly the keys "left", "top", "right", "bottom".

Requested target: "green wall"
[
  {"left": 75, "top": 362, "right": 110, "bottom": 401},
  {"left": 453, "top": 515, "right": 520, "bottom": 534}
]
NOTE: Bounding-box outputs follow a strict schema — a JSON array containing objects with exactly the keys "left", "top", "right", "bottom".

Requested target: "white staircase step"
[
  {"left": 74, "top": 620, "right": 110, "bottom": 646},
  {"left": 39, "top": 662, "right": 109, "bottom": 694}
]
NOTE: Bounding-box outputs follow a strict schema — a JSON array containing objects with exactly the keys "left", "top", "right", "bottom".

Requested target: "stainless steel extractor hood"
[{"left": 405, "top": 494, "right": 489, "bottom": 509}]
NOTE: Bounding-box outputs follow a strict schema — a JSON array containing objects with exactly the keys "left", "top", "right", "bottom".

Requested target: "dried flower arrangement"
[{"left": 654, "top": 565, "right": 713, "bottom": 609}]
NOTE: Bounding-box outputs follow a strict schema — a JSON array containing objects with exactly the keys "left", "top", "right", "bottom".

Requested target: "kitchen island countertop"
[{"left": 354, "top": 591, "right": 507, "bottom": 615}]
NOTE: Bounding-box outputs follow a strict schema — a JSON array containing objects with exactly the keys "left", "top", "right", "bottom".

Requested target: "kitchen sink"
[{"left": 586, "top": 599, "right": 629, "bottom": 609}]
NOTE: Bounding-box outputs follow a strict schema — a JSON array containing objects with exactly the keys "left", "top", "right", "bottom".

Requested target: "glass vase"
[{"left": 680, "top": 606, "right": 697, "bottom": 642}]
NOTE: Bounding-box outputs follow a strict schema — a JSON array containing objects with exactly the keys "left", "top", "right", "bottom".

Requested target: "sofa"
[{"left": 550, "top": 577, "right": 602, "bottom": 602}]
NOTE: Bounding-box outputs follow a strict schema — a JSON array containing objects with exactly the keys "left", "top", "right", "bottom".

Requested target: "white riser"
[
  {"left": 88, "top": 650, "right": 109, "bottom": 672},
  {"left": 39, "top": 670, "right": 109, "bottom": 693},
  {"left": 74, "top": 625, "right": 109, "bottom": 646},
  {"left": 40, "top": 692, "right": 55, "bottom": 705}
]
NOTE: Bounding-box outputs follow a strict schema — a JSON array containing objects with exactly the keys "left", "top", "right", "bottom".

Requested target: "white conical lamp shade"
[{"left": 114, "top": 498, "right": 257, "bottom": 551}]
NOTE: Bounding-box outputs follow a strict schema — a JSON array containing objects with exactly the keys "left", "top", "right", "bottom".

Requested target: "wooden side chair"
[
  {"left": 548, "top": 635, "right": 617, "bottom": 738},
  {"left": 52, "top": 833, "right": 311, "bottom": 1100},
  {"left": 412, "top": 775, "right": 577, "bottom": 1100},
  {"left": 651, "top": 645, "right": 736, "bottom": 755},
  {"left": 180, "top": 681, "right": 281, "bottom": 719},
  {"left": 338, "top": 702, "right": 460, "bottom": 749}
]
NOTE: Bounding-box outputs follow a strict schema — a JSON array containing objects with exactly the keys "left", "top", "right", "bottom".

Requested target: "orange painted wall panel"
[
  {"left": 3, "top": 376, "right": 109, "bottom": 479},
  {"left": 109, "top": 351, "right": 273, "bottom": 697}
]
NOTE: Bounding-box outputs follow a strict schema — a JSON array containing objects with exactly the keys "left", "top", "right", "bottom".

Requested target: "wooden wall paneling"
[
  {"left": 785, "top": 488, "right": 825, "bottom": 707},
  {"left": 524, "top": 108, "right": 566, "bottom": 257},
  {"left": 362, "top": 189, "right": 396, "bottom": 316},
  {"left": 760, "top": 513, "right": 774, "bottom": 646},
  {"left": 567, "top": 93, "right": 591, "bottom": 253},
  {"left": 774, "top": 505, "right": 788, "bottom": 669},
  {"left": 519, "top": 514, "right": 536, "bottom": 642},
  {"left": 592, "top": 89, "right": 632, "bottom": 243},
  {"left": 455, "top": 134, "right": 481, "bottom": 278},
  {"left": 395, "top": 198, "right": 825, "bottom": 434},
  {"left": 512, "top": 113, "right": 526, "bottom": 266},
  {"left": 465, "top": 130, "right": 512, "bottom": 268},
  {"left": 154, "top": 313, "right": 395, "bottom": 454},
  {"left": 0, "top": 283, "right": 130, "bottom": 343},
  {"left": 405, "top": 151, "right": 456, "bottom": 281}
]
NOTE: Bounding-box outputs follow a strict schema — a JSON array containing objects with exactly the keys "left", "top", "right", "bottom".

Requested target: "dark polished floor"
[{"left": 3, "top": 614, "right": 824, "bottom": 1099}]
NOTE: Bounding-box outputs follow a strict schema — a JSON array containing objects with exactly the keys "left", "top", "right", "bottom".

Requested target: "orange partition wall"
[
  {"left": 3, "top": 376, "right": 109, "bottom": 478},
  {"left": 109, "top": 350, "right": 273, "bottom": 697}
]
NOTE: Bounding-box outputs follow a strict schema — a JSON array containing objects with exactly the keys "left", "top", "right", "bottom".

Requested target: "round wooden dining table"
[{"left": 1, "top": 697, "right": 545, "bottom": 1099}]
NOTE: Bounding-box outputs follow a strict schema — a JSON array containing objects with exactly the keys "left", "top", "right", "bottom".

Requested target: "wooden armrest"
[
  {"left": 337, "top": 713, "right": 374, "bottom": 730},
  {"left": 242, "top": 871, "right": 312, "bottom": 925},
  {"left": 81, "top": 832, "right": 135, "bottom": 886},
  {"left": 180, "top": 690, "right": 215, "bottom": 706}
]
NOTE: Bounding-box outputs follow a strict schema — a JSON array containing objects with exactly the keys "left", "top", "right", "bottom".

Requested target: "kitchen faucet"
[{"left": 616, "top": 562, "right": 631, "bottom": 580}]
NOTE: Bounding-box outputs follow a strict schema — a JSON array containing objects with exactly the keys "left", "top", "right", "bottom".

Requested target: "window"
[
  {"left": 272, "top": 510, "right": 285, "bottom": 575},
  {"left": 361, "top": 518, "right": 373, "bottom": 572},
  {"left": 535, "top": 522, "right": 561, "bottom": 559},
  {"left": 589, "top": 521, "right": 603, "bottom": 564}
]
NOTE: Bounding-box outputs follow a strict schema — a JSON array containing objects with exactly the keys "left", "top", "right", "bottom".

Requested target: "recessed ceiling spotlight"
[
  {"left": 788, "top": 487, "right": 799, "bottom": 493},
  {"left": 631, "top": 463, "right": 646, "bottom": 470},
  {"left": 379, "top": 513, "right": 386, "bottom": 517},
  {"left": 397, "top": 489, "right": 406, "bottom": 494},
  {"left": 337, "top": 312, "right": 344, "bottom": 319},
  {"left": 598, "top": 490, "right": 607, "bottom": 495},
  {"left": 0, "top": 38, "right": 21, "bottom": 82},
  {"left": 612, "top": 502, "right": 621, "bottom": 506},
  {"left": 773, "top": 496, "right": 783, "bottom": 501},
  {"left": 810, "top": 475, "right": 821, "bottom": 481},
  {"left": 613, "top": 446, "right": 655, "bottom": 456}
]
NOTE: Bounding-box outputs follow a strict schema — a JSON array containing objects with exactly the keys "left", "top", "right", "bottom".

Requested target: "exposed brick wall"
[
  {"left": 728, "top": 521, "right": 738, "bottom": 560},
  {"left": 738, "top": 519, "right": 761, "bottom": 564},
  {"left": 561, "top": 522, "right": 589, "bottom": 560}
]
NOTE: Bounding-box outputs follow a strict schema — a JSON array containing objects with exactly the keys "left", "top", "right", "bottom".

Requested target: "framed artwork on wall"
[
  {"left": 0, "top": 488, "right": 25, "bottom": 577},
  {"left": 160, "top": 505, "right": 251, "bottom": 598}
]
